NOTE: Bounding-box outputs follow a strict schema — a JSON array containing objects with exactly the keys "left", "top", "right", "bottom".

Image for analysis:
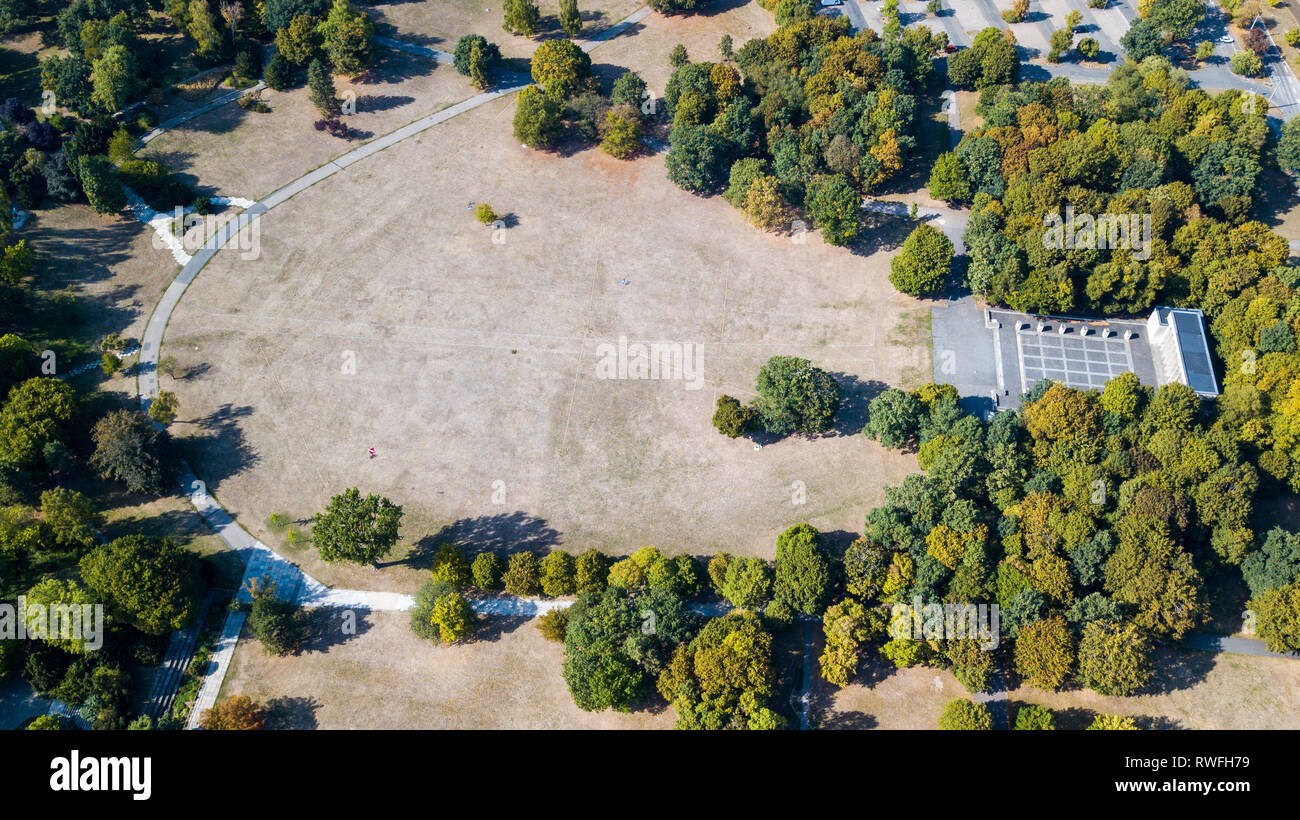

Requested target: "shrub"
[
  {"left": 711, "top": 394, "right": 755, "bottom": 438},
  {"left": 611, "top": 71, "right": 648, "bottom": 110},
  {"left": 471, "top": 552, "right": 504, "bottom": 591},
  {"left": 430, "top": 543, "right": 472, "bottom": 587},
  {"left": 537, "top": 608, "right": 569, "bottom": 641},
  {"left": 1013, "top": 704, "right": 1056, "bottom": 730},
  {"left": 938, "top": 698, "right": 992, "bottom": 730},
  {"left": 200, "top": 696, "right": 265, "bottom": 730},
  {"left": 540, "top": 550, "right": 577, "bottom": 597},
  {"left": 575, "top": 549, "right": 608, "bottom": 594},
  {"left": 600, "top": 108, "right": 641, "bottom": 159},
  {"left": 1078, "top": 37, "right": 1100, "bottom": 60},
  {"left": 1087, "top": 713, "right": 1137, "bottom": 730},
  {"left": 475, "top": 203, "right": 499, "bottom": 224},
  {"left": 502, "top": 551, "right": 541, "bottom": 596}
]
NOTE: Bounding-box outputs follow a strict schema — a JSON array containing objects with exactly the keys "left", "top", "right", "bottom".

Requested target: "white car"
[
  {"left": 821, "top": 0, "right": 843, "bottom": 6},
  {"left": 1219, "top": 34, "right": 1234, "bottom": 43}
]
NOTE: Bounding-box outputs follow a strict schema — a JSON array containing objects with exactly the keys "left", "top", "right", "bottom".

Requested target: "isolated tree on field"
[
  {"left": 316, "top": 0, "right": 374, "bottom": 76},
  {"left": 752, "top": 355, "right": 841, "bottom": 435},
  {"left": 200, "top": 696, "right": 265, "bottom": 730},
  {"left": 89, "top": 409, "right": 172, "bottom": 494},
  {"left": 307, "top": 58, "right": 341, "bottom": 118},
  {"left": 312, "top": 487, "right": 403, "bottom": 565},
  {"left": 559, "top": 0, "right": 581, "bottom": 37},
  {"left": 248, "top": 588, "right": 307, "bottom": 655},
  {"left": 80, "top": 535, "right": 202, "bottom": 634},
  {"left": 513, "top": 85, "right": 562, "bottom": 148},
  {"left": 669, "top": 43, "right": 689, "bottom": 68},
  {"left": 890, "top": 223, "right": 953, "bottom": 297},
  {"left": 502, "top": 0, "right": 540, "bottom": 37}
]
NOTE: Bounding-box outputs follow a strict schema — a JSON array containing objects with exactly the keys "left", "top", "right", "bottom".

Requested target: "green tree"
[
  {"left": 864, "top": 388, "right": 925, "bottom": 448},
  {"left": 147, "top": 391, "right": 179, "bottom": 425},
  {"left": 890, "top": 223, "right": 953, "bottom": 297},
  {"left": 575, "top": 549, "right": 608, "bottom": 594},
  {"left": 751, "top": 356, "right": 841, "bottom": 436},
  {"left": 502, "top": 0, "right": 540, "bottom": 37},
  {"left": 430, "top": 543, "right": 471, "bottom": 588},
  {"left": 927, "top": 152, "right": 970, "bottom": 203},
  {"left": 248, "top": 592, "right": 307, "bottom": 655},
  {"left": 78, "top": 154, "right": 126, "bottom": 214},
  {"left": 274, "top": 14, "right": 319, "bottom": 65},
  {"left": 537, "top": 608, "right": 569, "bottom": 641},
  {"left": 773, "top": 523, "right": 832, "bottom": 616},
  {"left": 1078, "top": 37, "right": 1100, "bottom": 59},
  {"left": 600, "top": 108, "right": 641, "bottom": 159},
  {"left": 307, "top": 58, "right": 341, "bottom": 118},
  {"left": 430, "top": 590, "right": 476, "bottom": 642},
  {"left": 1013, "top": 703, "right": 1056, "bottom": 729},
  {"left": 471, "top": 551, "right": 504, "bottom": 591},
  {"left": 611, "top": 70, "right": 647, "bottom": 109},
  {"left": 1013, "top": 615, "right": 1074, "bottom": 689},
  {"left": 1249, "top": 582, "right": 1300, "bottom": 653},
  {"left": 453, "top": 34, "right": 501, "bottom": 89},
  {"left": 513, "top": 85, "right": 562, "bottom": 148},
  {"left": 804, "top": 173, "right": 860, "bottom": 246},
  {"left": 938, "top": 698, "right": 992, "bottom": 729},
  {"left": 656, "top": 609, "right": 778, "bottom": 729},
  {"left": 669, "top": 44, "right": 688, "bottom": 68},
  {"left": 502, "top": 551, "right": 541, "bottom": 596},
  {"left": 531, "top": 38, "right": 591, "bottom": 97},
  {"left": 0, "top": 377, "right": 75, "bottom": 473},
  {"left": 720, "top": 557, "right": 772, "bottom": 609},
  {"left": 80, "top": 535, "right": 201, "bottom": 634},
  {"left": 541, "top": 549, "right": 577, "bottom": 597},
  {"left": 712, "top": 394, "right": 756, "bottom": 438},
  {"left": 263, "top": 50, "right": 295, "bottom": 90},
  {"left": 23, "top": 578, "right": 96, "bottom": 652},
  {"left": 1120, "top": 18, "right": 1163, "bottom": 60},
  {"left": 1076, "top": 619, "right": 1152, "bottom": 696},
  {"left": 89, "top": 44, "right": 138, "bottom": 113},
  {"left": 316, "top": 0, "right": 374, "bottom": 75},
  {"left": 89, "top": 409, "right": 172, "bottom": 495},
  {"left": 1241, "top": 528, "right": 1300, "bottom": 597},
  {"left": 665, "top": 122, "right": 729, "bottom": 192},
  {"left": 39, "top": 488, "right": 102, "bottom": 552},
  {"left": 311, "top": 487, "right": 402, "bottom": 565},
  {"left": 559, "top": 0, "right": 581, "bottom": 37}
]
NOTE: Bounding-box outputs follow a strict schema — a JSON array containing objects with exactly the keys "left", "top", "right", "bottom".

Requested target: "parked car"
[
  {"left": 820, "top": 0, "right": 843, "bottom": 6},
  {"left": 1219, "top": 34, "right": 1234, "bottom": 43},
  {"left": 943, "top": 44, "right": 959, "bottom": 53}
]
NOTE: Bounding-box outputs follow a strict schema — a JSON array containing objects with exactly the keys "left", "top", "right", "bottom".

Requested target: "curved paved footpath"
[{"left": 133, "top": 9, "right": 656, "bottom": 725}]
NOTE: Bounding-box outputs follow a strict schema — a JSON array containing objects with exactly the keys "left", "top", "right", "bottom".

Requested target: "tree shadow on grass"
[
  {"left": 298, "top": 606, "right": 372, "bottom": 653},
  {"left": 263, "top": 695, "right": 322, "bottom": 729},
  {"left": 830, "top": 372, "right": 888, "bottom": 437},
  {"left": 474, "top": 614, "right": 531, "bottom": 642},
  {"left": 392, "top": 511, "right": 564, "bottom": 569},
  {"left": 820, "top": 710, "right": 878, "bottom": 729},
  {"left": 182, "top": 402, "right": 261, "bottom": 486},
  {"left": 1147, "top": 646, "right": 1217, "bottom": 694}
]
